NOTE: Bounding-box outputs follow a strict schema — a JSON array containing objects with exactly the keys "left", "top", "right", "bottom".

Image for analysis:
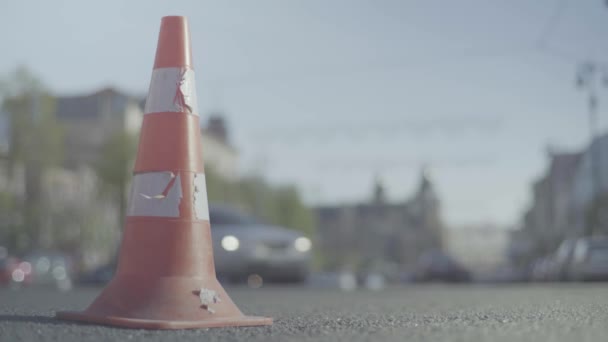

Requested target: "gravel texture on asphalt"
[{"left": 1, "top": 284, "right": 608, "bottom": 342}]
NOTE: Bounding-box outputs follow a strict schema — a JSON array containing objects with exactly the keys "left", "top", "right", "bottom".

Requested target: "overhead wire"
[{"left": 218, "top": 1, "right": 606, "bottom": 170}]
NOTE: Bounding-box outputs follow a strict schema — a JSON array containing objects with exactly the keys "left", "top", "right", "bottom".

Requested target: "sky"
[{"left": 1, "top": 0, "right": 608, "bottom": 227}]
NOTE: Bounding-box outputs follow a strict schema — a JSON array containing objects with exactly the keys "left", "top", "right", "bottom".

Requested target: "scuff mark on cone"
[
  {"left": 173, "top": 68, "right": 192, "bottom": 113},
  {"left": 145, "top": 67, "right": 198, "bottom": 115},
  {"left": 197, "top": 288, "right": 221, "bottom": 314},
  {"left": 128, "top": 172, "right": 182, "bottom": 217}
]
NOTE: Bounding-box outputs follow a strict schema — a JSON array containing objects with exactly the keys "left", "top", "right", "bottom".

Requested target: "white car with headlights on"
[{"left": 209, "top": 204, "right": 312, "bottom": 284}]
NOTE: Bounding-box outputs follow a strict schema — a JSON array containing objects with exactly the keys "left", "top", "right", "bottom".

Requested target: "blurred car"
[
  {"left": 566, "top": 236, "right": 608, "bottom": 282},
  {"left": 79, "top": 262, "right": 116, "bottom": 286},
  {"left": 210, "top": 204, "right": 312, "bottom": 283},
  {"left": 551, "top": 238, "right": 578, "bottom": 281},
  {"left": 530, "top": 256, "right": 556, "bottom": 282},
  {"left": 77, "top": 205, "right": 313, "bottom": 286},
  {"left": 0, "top": 254, "right": 33, "bottom": 287},
  {"left": 23, "top": 252, "right": 74, "bottom": 291},
  {"left": 362, "top": 272, "right": 386, "bottom": 290},
  {"left": 412, "top": 250, "right": 471, "bottom": 283},
  {"left": 479, "top": 264, "right": 529, "bottom": 283}
]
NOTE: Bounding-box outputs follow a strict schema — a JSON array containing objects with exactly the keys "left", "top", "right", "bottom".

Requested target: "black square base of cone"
[{"left": 56, "top": 311, "right": 273, "bottom": 330}]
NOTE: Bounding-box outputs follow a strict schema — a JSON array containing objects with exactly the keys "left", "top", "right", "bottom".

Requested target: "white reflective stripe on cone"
[
  {"left": 144, "top": 67, "right": 199, "bottom": 115},
  {"left": 127, "top": 172, "right": 182, "bottom": 217},
  {"left": 193, "top": 173, "right": 210, "bottom": 220}
]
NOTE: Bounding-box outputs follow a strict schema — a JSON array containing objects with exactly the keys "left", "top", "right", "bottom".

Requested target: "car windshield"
[
  {"left": 588, "top": 240, "right": 608, "bottom": 248},
  {"left": 589, "top": 247, "right": 608, "bottom": 264},
  {"left": 209, "top": 206, "right": 259, "bottom": 226}
]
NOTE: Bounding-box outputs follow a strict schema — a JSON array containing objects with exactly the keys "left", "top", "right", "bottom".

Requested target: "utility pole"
[{"left": 576, "top": 61, "right": 608, "bottom": 236}]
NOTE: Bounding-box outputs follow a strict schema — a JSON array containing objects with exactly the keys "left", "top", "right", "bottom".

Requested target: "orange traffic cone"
[{"left": 56, "top": 16, "right": 272, "bottom": 329}]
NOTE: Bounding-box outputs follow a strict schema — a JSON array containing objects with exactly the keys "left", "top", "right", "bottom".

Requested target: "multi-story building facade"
[{"left": 315, "top": 169, "right": 443, "bottom": 274}]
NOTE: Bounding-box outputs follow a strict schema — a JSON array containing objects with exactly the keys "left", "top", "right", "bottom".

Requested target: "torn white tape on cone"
[
  {"left": 193, "top": 173, "right": 210, "bottom": 220},
  {"left": 144, "top": 67, "right": 199, "bottom": 115},
  {"left": 127, "top": 172, "right": 182, "bottom": 217}
]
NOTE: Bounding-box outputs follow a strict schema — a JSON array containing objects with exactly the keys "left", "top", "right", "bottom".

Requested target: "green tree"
[
  {"left": 0, "top": 67, "right": 64, "bottom": 252},
  {"left": 95, "top": 131, "right": 137, "bottom": 230},
  {"left": 263, "top": 184, "right": 315, "bottom": 237},
  {"left": 205, "top": 167, "right": 315, "bottom": 237}
]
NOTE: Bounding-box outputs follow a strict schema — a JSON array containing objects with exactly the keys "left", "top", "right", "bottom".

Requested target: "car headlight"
[
  {"left": 11, "top": 269, "right": 25, "bottom": 282},
  {"left": 221, "top": 235, "right": 240, "bottom": 252},
  {"left": 294, "top": 237, "right": 311, "bottom": 252},
  {"left": 52, "top": 266, "right": 67, "bottom": 280}
]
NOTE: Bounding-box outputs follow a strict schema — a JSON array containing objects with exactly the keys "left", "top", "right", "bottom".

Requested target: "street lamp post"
[{"left": 576, "top": 61, "right": 608, "bottom": 236}]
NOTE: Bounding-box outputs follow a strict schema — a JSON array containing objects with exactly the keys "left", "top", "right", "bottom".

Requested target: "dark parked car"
[
  {"left": 79, "top": 262, "right": 116, "bottom": 286},
  {"left": 0, "top": 256, "right": 33, "bottom": 287},
  {"left": 413, "top": 250, "right": 471, "bottom": 283},
  {"left": 0, "top": 247, "right": 33, "bottom": 288}
]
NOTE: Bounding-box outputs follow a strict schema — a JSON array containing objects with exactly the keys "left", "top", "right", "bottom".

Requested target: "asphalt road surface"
[{"left": 1, "top": 284, "right": 608, "bottom": 342}]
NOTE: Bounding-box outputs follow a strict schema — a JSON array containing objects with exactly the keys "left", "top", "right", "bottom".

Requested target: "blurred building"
[
  {"left": 56, "top": 88, "right": 143, "bottom": 167},
  {"left": 0, "top": 88, "right": 140, "bottom": 261},
  {"left": 55, "top": 88, "right": 239, "bottom": 176},
  {"left": 0, "top": 161, "right": 118, "bottom": 267},
  {"left": 445, "top": 224, "right": 510, "bottom": 273},
  {"left": 569, "top": 134, "right": 608, "bottom": 234},
  {"left": 513, "top": 134, "right": 608, "bottom": 264},
  {"left": 315, "top": 169, "right": 443, "bottom": 274},
  {"left": 200, "top": 115, "right": 239, "bottom": 180},
  {"left": 515, "top": 150, "right": 582, "bottom": 260}
]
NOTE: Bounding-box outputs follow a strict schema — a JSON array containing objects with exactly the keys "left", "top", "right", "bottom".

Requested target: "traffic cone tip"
[{"left": 153, "top": 16, "right": 193, "bottom": 69}]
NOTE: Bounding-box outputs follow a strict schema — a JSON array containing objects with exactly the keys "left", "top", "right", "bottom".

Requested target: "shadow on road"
[{"left": 0, "top": 314, "right": 87, "bottom": 326}]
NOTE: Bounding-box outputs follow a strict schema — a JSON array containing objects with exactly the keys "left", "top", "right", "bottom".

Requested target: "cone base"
[
  {"left": 56, "top": 311, "right": 272, "bottom": 330},
  {"left": 54, "top": 273, "right": 273, "bottom": 329}
]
